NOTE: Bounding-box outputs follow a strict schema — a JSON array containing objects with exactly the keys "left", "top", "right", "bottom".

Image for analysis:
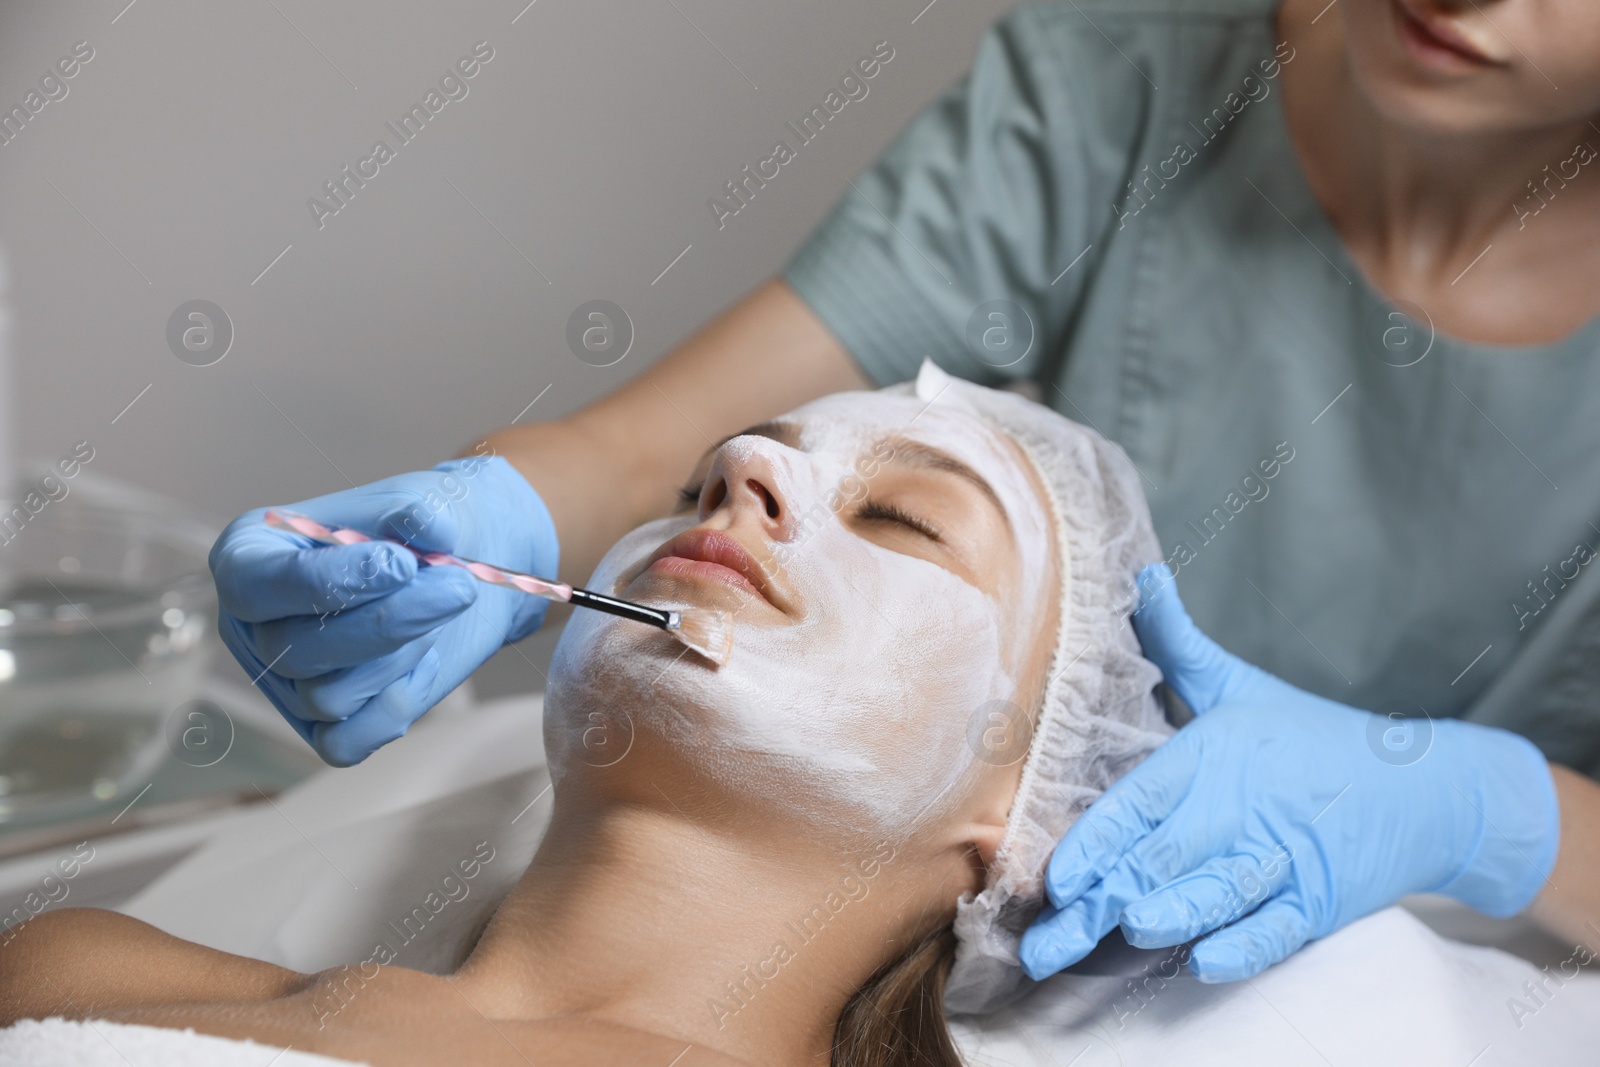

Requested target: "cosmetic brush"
[{"left": 262, "top": 509, "right": 734, "bottom": 666}]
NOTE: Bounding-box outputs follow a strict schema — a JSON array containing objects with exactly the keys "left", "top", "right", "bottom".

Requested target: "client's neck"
[{"left": 450, "top": 780, "right": 942, "bottom": 1067}]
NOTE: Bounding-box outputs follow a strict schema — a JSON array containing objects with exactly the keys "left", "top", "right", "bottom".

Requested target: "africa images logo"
[
  {"left": 708, "top": 42, "right": 896, "bottom": 231},
  {"left": 306, "top": 42, "right": 496, "bottom": 230}
]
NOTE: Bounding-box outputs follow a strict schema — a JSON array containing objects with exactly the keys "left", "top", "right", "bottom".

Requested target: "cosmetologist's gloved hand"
[
  {"left": 1019, "top": 563, "right": 1559, "bottom": 983},
  {"left": 209, "top": 453, "right": 558, "bottom": 766}
]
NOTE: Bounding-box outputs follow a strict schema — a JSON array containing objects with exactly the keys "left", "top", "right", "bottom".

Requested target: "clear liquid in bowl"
[{"left": 0, "top": 574, "right": 213, "bottom": 820}]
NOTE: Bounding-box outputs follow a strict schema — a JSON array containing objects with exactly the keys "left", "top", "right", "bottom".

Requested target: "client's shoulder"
[
  {"left": 0, "top": 906, "right": 310, "bottom": 1026},
  {"left": 0, "top": 912, "right": 754, "bottom": 1066}
]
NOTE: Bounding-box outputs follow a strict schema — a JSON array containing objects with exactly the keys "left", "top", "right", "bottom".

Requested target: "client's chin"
[{"left": 543, "top": 517, "right": 777, "bottom": 783}]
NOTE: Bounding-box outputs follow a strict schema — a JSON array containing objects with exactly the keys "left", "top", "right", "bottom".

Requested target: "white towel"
[
  {"left": 0, "top": 1016, "right": 366, "bottom": 1066},
  {"left": 950, "top": 905, "right": 1600, "bottom": 1067}
]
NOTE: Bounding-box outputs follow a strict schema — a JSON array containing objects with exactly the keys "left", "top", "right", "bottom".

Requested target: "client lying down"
[{"left": 0, "top": 361, "right": 1172, "bottom": 1066}]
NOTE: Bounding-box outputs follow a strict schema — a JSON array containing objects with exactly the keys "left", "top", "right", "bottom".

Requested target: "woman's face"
[
  {"left": 544, "top": 388, "right": 1058, "bottom": 837},
  {"left": 1339, "top": 0, "right": 1600, "bottom": 131}
]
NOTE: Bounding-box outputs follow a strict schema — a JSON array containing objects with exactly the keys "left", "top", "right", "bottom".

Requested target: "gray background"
[{"left": 0, "top": 0, "right": 1017, "bottom": 697}]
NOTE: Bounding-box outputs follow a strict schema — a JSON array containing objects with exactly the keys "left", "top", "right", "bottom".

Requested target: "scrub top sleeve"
[{"left": 783, "top": 6, "right": 1097, "bottom": 389}]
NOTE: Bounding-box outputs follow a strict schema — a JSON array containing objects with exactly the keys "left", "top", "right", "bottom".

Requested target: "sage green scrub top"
[{"left": 782, "top": 0, "right": 1600, "bottom": 776}]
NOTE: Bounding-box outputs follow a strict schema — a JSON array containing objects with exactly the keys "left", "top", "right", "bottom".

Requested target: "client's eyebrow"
[{"left": 879, "top": 437, "right": 1011, "bottom": 532}]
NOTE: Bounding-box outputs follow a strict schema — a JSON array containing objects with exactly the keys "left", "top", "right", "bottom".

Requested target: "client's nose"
[{"left": 697, "top": 440, "right": 796, "bottom": 541}]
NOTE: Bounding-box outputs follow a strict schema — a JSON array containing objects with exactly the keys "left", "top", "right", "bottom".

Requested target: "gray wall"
[{"left": 0, "top": 0, "right": 1017, "bottom": 695}]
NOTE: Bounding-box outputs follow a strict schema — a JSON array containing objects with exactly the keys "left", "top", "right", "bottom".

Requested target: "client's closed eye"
[{"left": 856, "top": 499, "right": 941, "bottom": 541}]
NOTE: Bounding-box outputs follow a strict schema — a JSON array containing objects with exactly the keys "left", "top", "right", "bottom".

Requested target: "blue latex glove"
[
  {"left": 209, "top": 453, "right": 558, "bottom": 766},
  {"left": 1019, "top": 563, "right": 1560, "bottom": 983}
]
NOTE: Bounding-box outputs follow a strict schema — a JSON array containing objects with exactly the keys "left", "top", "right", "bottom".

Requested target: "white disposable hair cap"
[{"left": 894, "top": 360, "right": 1172, "bottom": 1015}]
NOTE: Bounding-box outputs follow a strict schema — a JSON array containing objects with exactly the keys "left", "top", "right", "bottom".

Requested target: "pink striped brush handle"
[{"left": 262, "top": 509, "right": 575, "bottom": 604}]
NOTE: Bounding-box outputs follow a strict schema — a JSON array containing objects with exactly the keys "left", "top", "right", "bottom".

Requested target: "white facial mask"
[{"left": 544, "top": 378, "right": 1055, "bottom": 835}]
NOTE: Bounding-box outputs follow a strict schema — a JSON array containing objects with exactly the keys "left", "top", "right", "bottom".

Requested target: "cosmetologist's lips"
[{"left": 636, "top": 527, "right": 791, "bottom": 613}]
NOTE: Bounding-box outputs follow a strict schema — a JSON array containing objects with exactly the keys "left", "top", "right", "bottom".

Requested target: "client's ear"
[
  {"left": 967, "top": 818, "right": 1009, "bottom": 871},
  {"left": 959, "top": 764, "right": 1024, "bottom": 873}
]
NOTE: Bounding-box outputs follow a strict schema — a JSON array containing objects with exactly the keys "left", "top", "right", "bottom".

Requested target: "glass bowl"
[{"left": 0, "top": 468, "right": 217, "bottom": 823}]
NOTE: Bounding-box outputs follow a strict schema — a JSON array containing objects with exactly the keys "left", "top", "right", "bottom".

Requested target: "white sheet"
[
  {"left": 120, "top": 695, "right": 1600, "bottom": 1065},
  {"left": 123, "top": 694, "right": 553, "bottom": 975},
  {"left": 951, "top": 905, "right": 1600, "bottom": 1066}
]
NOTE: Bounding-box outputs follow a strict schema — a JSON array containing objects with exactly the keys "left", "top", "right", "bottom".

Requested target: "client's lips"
[
  {"left": 643, "top": 528, "right": 786, "bottom": 611},
  {"left": 1392, "top": 0, "right": 1505, "bottom": 69}
]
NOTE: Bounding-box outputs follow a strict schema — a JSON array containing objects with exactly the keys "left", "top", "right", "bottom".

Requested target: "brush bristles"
[{"left": 667, "top": 608, "right": 734, "bottom": 667}]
